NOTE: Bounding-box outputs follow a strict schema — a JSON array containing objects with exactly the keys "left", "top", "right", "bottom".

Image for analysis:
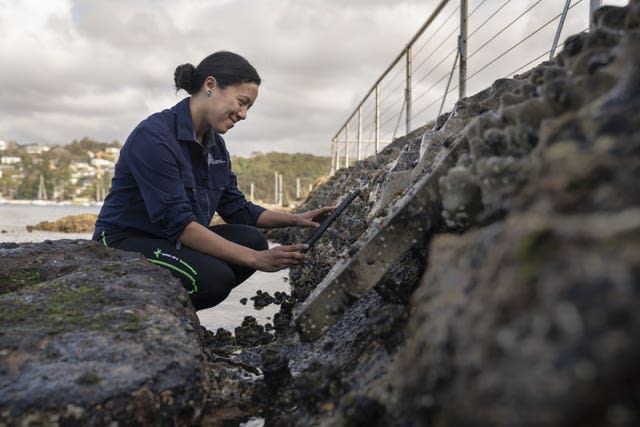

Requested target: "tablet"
[{"left": 301, "top": 189, "right": 361, "bottom": 253}]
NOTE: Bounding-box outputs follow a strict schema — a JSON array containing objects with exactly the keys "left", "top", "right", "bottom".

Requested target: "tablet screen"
[{"left": 302, "top": 189, "right": 361, "bottom": 253}]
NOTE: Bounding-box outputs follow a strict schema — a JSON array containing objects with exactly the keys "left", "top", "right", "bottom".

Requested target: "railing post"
[
  {"left": 375, "top": 85, "right": 380, "bottom": 153},
  {"left": 345, "top": 123, "right": 350, "bottom": 168},
  {"left": 550, "top": 0, "right": 572, "bottom": 60},
  {"left": 357, "top": 106, "right": 363, "bottom": 160},
  {"left": 330, "top": 0, "right": 450, "bottom": 155},
  {"left": 438, "top": 47, "right": 460, "bottom": 119},
  {"left": 590, "top": 0, "right": 602, "bottom": 32},
  {"left": 459, "top": 0, "right": 468, "bottom": 100},
  {"left": 330, "top": 138, "right": 336, "bottom": 175},
  {"left": 274, "top": 171, "right": 278, "bottom": 204},
  {"left": 405, "top": 46, "right": 413, "bottom": 135},
  {"left": 335, "top": 134, "right": 341, "bottom": 171}
]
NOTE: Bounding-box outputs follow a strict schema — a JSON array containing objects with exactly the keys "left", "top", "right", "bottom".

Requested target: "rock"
[
  {"left": 234, "top": 316, "right": 274, "bottom": 347},
  {"left": 292, "top": 0, "right": 640, "bottom": 343},
  {"left": 201, "top": 326, "right": 237, "bottom": 355},
  {"left": 25, "top": 213, "right": 97, "bottom": 233},
  {"left": 341, "top": 395, "right": 387, "bottom": 427},
  {"left": 0, "top": 239, "right": 209, "bottom": 425},
  {"left": 395, "top": 209, "right": 640, "bottom": 426},
  {"left": 294, "top": 123, "right": 460, "bottom": 341},
  {"left": 260, "top": 346, "right": 292, "bottom": 391},
  {"left": 250, "top": 289, "right": 275, "bottom": 309},
  {"left": 250, "top": 2, "right": 640, "bottom": 426}
]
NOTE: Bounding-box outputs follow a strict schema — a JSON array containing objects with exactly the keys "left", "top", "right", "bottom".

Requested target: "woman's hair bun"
[
  {"left": 174, "top": 63, "right": 196, "bottom": 93},
  {"left": 173, "top": 52, "right": 261, "bottom": 95}
]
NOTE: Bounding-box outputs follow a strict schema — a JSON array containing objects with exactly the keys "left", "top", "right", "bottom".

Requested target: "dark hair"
[{"left": 173, "top": 51, "right": 261, "bottom": 94}]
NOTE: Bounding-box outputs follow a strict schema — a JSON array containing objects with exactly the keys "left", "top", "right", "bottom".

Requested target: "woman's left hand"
[{"left": 294, "top": 206, "right": 335, "bottom": 228}]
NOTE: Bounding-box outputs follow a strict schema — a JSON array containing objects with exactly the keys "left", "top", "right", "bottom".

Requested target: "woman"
[{"left": 93, "top": 51, "right": 333, "bottom": 310}]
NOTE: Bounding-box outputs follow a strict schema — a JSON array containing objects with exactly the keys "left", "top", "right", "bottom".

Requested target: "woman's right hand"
[{"left": 252, "top": 244, "right": 309, "bottom": 272}]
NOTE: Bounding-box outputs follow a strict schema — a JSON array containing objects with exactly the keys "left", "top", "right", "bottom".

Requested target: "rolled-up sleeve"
[
  {"left": 216, "top": 158, "right": 266, "bottom": 226},
  {"left": 126, "top": 126, "right": 196, "bottom": 243}
]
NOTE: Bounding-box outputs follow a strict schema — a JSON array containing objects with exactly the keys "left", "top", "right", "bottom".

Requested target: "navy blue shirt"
[{"left": 93, "top": 98, "right": 265, "bottom": 244}]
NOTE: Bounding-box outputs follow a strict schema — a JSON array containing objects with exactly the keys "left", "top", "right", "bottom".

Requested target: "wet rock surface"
[
  {"left": 396, "top": 210, "right": 640, "bottom": 427},
  {"left": 253, "top": 3, "right": 640, "bottom": 425},
  {"left": 0, "top": 240, "right": 209, "bottom": 426}
]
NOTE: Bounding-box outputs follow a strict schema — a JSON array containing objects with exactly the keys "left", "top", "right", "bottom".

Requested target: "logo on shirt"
[{"left": 207, "top": 153, "right": 226, "bottom": 166}]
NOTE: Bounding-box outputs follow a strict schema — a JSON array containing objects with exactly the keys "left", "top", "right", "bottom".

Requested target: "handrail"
[
  {"left": 331, "top": 0, "right": 451, "bottom": 142},
  {"left": 330, "top": 0, "right": 608, "bottom": 175}
]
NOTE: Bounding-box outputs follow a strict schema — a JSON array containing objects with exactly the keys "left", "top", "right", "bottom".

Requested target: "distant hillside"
[{"left": 231, "top": 152, "right": 331, "bottom": 205}]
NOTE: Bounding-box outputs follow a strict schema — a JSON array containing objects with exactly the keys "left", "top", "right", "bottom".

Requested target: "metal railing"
[{"left": 331, "top": 0, "right": 608, "bottom": 174}]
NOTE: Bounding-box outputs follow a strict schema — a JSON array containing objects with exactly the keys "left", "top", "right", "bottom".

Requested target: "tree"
[{"left": 231, "top": 152, "right": 331, "bottom": 204}]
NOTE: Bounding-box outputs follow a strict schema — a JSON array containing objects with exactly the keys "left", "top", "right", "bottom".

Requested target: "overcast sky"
[{"left": 0, "top": 0, "right": 629, "bottom": 157}]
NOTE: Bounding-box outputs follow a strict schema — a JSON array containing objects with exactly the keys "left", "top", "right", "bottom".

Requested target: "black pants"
[{"left": 98, "top": 224, "right": 268, "bottom": 310}]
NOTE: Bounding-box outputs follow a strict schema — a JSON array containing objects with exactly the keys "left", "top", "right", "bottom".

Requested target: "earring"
[{"left": 206, "top": 90, "right": 212, "bottom": 97}]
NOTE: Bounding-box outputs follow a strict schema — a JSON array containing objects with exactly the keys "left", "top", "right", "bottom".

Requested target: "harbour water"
[{"left": 0, "top": 202, "right": 290, "bottom": 332}]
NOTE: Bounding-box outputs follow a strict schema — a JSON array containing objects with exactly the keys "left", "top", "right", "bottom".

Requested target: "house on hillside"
[
  {"left": 24, "top": 144, "right": 50, "bottom": 155},
  {"left": 0, "top": 156, "right": 20, "bottom": 165}
]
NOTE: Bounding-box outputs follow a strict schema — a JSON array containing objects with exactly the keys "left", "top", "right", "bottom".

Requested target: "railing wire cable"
[
  {"left": 467, "top": 0, "right": 543, "bottom": 61},
  {"left": 506, "top": 27, "right": 588, "bottom": 77},
  {"left": 468, "top": 0, "right": 489, "bottom": 18},
  {"left": 413, "top": 25, "right": 460, "bottom": 75},
  {"left": 467, "top": 0, "right": 513, "bottom": 39},
  {"left": 412, "top": 67, "right": 454, "bottom": 106},
  {"left": 438, "top": 48, "right": 460, "bottom": 118},
  {"left": 380, "top": 92, "right": 406, "bottom": 118},
  {"left": 413, "top": 48, "right": 458, "bottom": 91},
  {"left": 466, "top": 0, "right": 585, "bottom": 83},
  {"left": 333, "top": 0, "right": 598, "bottom": 167},
  {"left": 392, "top": 98, "right": 407, "bottom": 140},
  {"left": 379, "top": 63, "right": 405, "bottom": 93},
  {"left": 413, "top": 5, "right": 460, "bottom": 58}
]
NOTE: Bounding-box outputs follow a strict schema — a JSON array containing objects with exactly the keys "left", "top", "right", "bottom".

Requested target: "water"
[
  {"left": 0, "top": 203, "right": 290, "bottom": 331},
  {"left": 0, "top": 203, "right": 101, "bottom": 242}
]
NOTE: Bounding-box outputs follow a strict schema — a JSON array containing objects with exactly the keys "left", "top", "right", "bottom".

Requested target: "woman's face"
[{"left": 206, "top": 81, "right": 259, "bottom": 134}]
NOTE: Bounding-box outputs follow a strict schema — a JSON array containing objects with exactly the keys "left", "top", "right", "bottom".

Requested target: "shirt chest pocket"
[
  {"left": 181, "top": 173, "right": 199, "bottom": 206},
  {"left": 208, "top": 161, "right": 229, "bottom": 190}
]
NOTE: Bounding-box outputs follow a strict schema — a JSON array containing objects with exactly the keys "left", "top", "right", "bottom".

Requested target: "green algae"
[
  {"left": 517, "top": 227, "right": 557, "bottom": 283},
  {"left": 0, "top": 268, "right": 42, "bottom": 295},
  {"left": 119, "top": 311, "right": 148, "bottom": 332},
  {"left": 0, "top": 278, "right": 148, "bottom": 336},
  {"left": 76, "top": 370, "right": 101, "bottom": 385}
]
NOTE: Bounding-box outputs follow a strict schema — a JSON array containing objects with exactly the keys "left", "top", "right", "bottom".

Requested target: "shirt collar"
[
  {"left": 175, "top": 97, "right": 197, "bottom": 142},
  {"left": 175, "top": 97, "right": 218, "bottom": 148}
]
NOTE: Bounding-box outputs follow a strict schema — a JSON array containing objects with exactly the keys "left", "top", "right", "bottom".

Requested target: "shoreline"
[
  {"left": 0, "top": 199, "right": 295, "bottom": 210},
  {"left": 0, "top": 199, "right": 104, "bottom": 207}
]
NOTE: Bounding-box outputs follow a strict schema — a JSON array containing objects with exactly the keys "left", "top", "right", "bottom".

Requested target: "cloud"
[
  {"left": 0, "top": 0, "right": 630, "bottom": 156},
  {"left": 0, "top": 0, "right": 440, "bottom": 155}
]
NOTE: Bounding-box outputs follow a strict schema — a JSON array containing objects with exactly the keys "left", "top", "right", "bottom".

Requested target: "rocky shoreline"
[
  {"left": 2, "top": 2, "right": 640, "bottom": 426},
  {"left": 25, "top": 214, "right": 98, "bottom": 233}
]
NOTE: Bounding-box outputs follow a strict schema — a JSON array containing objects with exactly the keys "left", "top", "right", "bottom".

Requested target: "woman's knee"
[
  {"left": 190, "top": 266, "right": 236, "bottom": 310},
  {"left": 245, "top": 226, "right": 268, "bottom": 251},
  {"left": 211, "top": 224, "right": 268, "bottom": 251}
]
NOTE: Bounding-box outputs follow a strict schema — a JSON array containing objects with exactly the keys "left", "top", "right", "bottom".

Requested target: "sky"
[{"left": 0, "top": 0, "right": 629, "bottom": 157}]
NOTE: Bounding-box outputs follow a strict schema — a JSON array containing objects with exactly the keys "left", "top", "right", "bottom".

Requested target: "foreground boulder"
[{"left": 0, "top": 240, "right": 209, "bottom": 425}]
